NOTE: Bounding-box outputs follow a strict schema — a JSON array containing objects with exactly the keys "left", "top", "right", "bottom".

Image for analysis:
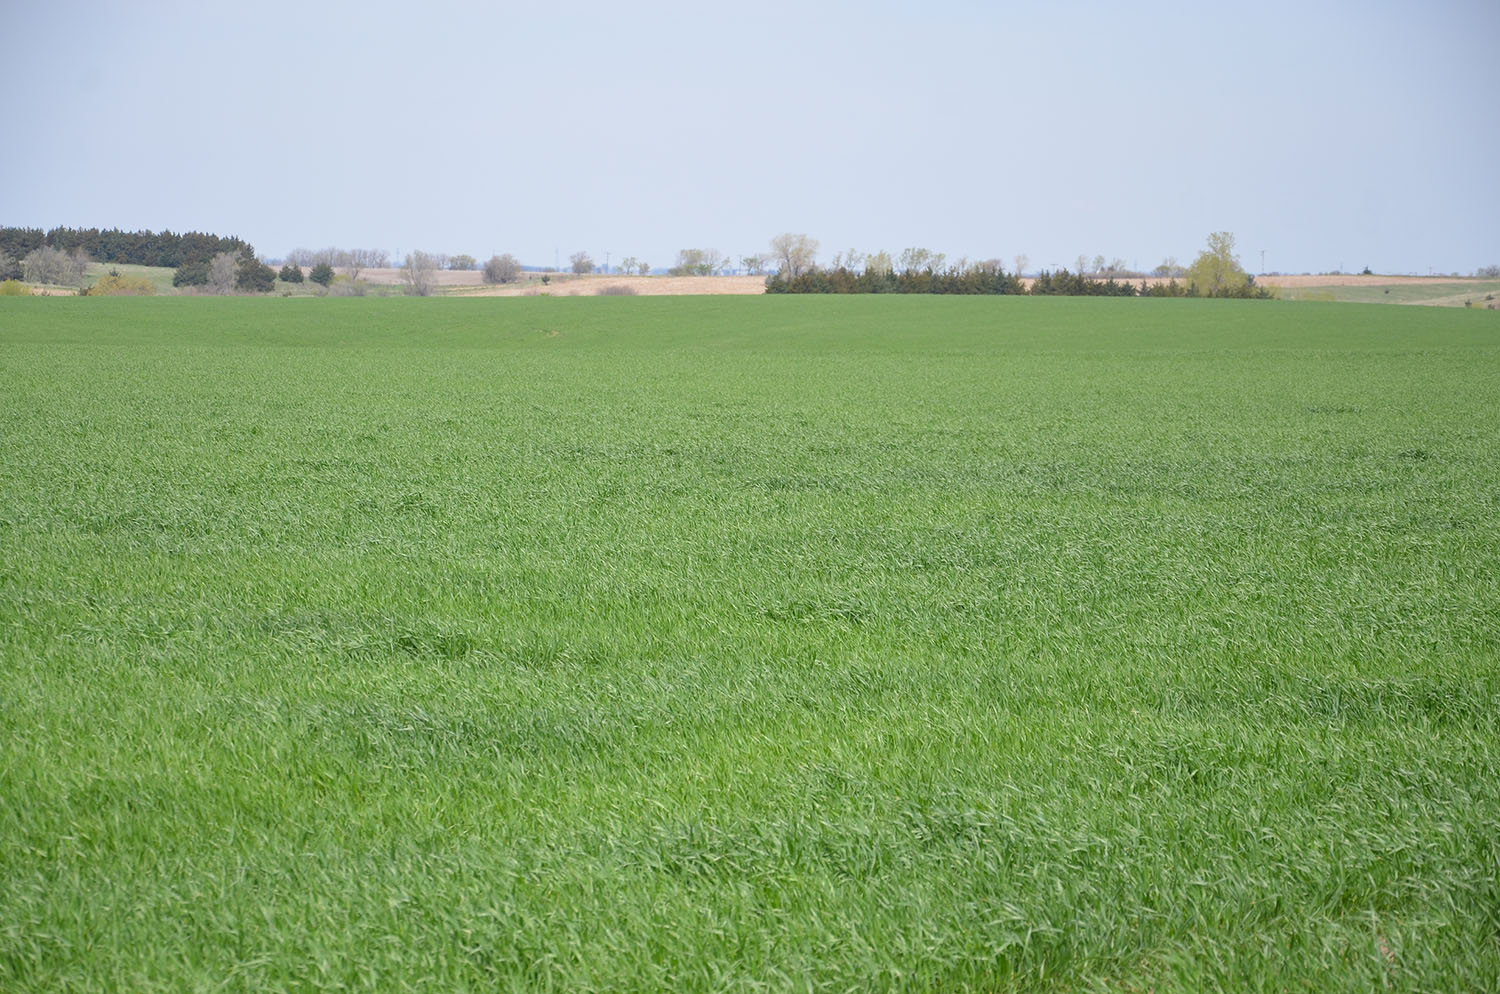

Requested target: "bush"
[
  {"left": 309, "top": 263, "right": 335, "bottom": 286},
  {"left": 448, "top": 254, "right": 477, "bottom": 271},
  {"left": 483, "top": 254, "right": 522, "bottom": 284},
  {"left": 81, "top": 273, "right": 155, "bottom": 296},
  {"left": 596, "top": 284, "right": 638, "bottom": 296},
  {"left": 0, "top": 279, "right": 30, "bottom": 296},
  {"left": 279, "top": 263, "right": 304, "bottom": 283}
]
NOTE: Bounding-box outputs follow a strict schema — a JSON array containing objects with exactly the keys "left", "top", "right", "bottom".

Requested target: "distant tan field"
[
  {"left": 358, "top": 267, "right": 486, "bottom": 287},
  {"left": 465, "top": 274, "right": 769, "bottom": 297},
  {"left": 355, "top": 268, "right": 1483, "bottom": 297},
  {"left": 1254, "top": 274, "right": 1469, "bottom": 289},
  {"left": 357, "top": 269, "right": 768, "bottom": 296},
  {"left": 316, "top": 267, "right": 1500, "bottom": 307}
]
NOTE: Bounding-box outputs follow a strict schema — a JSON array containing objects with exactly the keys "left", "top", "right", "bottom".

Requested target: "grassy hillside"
[
  {"left": 80, "top": 261, "right": 179, "bottom": 295},
  {"left": 2, "top": 296, "right": 1497, "bottom": 992},
  {"left": 1272, "top": 278, "right": 1500, "bottom": 307}
]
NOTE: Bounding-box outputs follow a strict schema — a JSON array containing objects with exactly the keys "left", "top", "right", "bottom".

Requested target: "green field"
[
  {"left": 1272, "top": 279, "right": 1500, "bottom": 307},
  {"left": 2, "top": 296, "right": 1497, "bottom": 992}
]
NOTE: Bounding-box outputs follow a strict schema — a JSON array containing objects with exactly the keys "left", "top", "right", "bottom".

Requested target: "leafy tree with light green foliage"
[{"left": 1186, "top": 231, "right": 1269, "bottom": 298}]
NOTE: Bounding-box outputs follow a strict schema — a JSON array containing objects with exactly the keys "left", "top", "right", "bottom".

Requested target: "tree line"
[
  {"left": 0, "top": 226, "right": 251, "bottom": 269},
  {"left": 767, "top": 265, "right": 1025, "bottom": 295},
  {"left": 763, "top": 231, "right": 1272, "bottom": 299}
]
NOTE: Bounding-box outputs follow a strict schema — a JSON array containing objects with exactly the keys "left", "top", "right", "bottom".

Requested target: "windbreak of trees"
[
  {"left": 764, "top": 232, "right": 1273, "bottom": 299},
  {"left": 1028, "top": 270, "right": 1141, "bottom": 296},
  {"left": 0, "top": 226, "right": 251, "bottom": 269},
  {"left": 770, "top": 265, "right": 1268, "bottom": 298},
  {"left": 767, "top": 265, "right": 1025, "bottom": 295}
]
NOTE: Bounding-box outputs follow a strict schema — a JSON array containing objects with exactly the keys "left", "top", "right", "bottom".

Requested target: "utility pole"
[{"left": 1260, "top": 249, "right": 1266, "bottom": 274}]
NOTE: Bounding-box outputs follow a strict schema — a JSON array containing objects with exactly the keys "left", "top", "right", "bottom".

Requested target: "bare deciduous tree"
[
  {"left": 344, "top": 248, "right": 388, "bottom": 280},
  {"left": 22, "top": 246, "right": 89, "bottom": 286},
  {"left": 401, "top": 251, "right": 439, "bottom": 296},
  {"left": 570, "top": 251, "right": 595, "bottom": 275},
  {"left": 830, "top": 248, "right": 864, "bottom": 271},
  {"left": 1013, "top": 253, "right": 1029, "bottom": 277},
  {"left": 670, "top": 248, "right": 725, "bottom": 276},
  {"left": 302, "top": 247, "right": 390, "bottom": 279},
  {"left": 898, "top": 247, "right": 934, "bottom": 274},
  {"left": 483, "top": 254, "right": 523, "bottom": 284},
  {"left": 769, "top": 233, "right": 817, "bottom": 279},
  {"left": 207, "top": 252, "right": 238, "bottom": 294}
]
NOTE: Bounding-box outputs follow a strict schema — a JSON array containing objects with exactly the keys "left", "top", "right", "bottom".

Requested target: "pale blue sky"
[{"left": 6, "top": 0, "right": 1496, "bottom": 275}]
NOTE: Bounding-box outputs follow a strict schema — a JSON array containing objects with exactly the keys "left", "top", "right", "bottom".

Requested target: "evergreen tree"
[
  {"left": 236, "top": 253, "right": 276, "bottom": 293},
  {"left": 173, "top": 258, "right": 210, "bottom": 287}
]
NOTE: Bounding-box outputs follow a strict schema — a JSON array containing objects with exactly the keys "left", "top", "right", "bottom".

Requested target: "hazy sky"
[{"left": 6, "top": 0, "right": 1497, "bottom": 275}]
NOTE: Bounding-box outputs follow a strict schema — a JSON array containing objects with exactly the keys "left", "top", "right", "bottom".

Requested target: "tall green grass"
[{"left": 2, "top": 296, "right": 1497, "bottom": 991}]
